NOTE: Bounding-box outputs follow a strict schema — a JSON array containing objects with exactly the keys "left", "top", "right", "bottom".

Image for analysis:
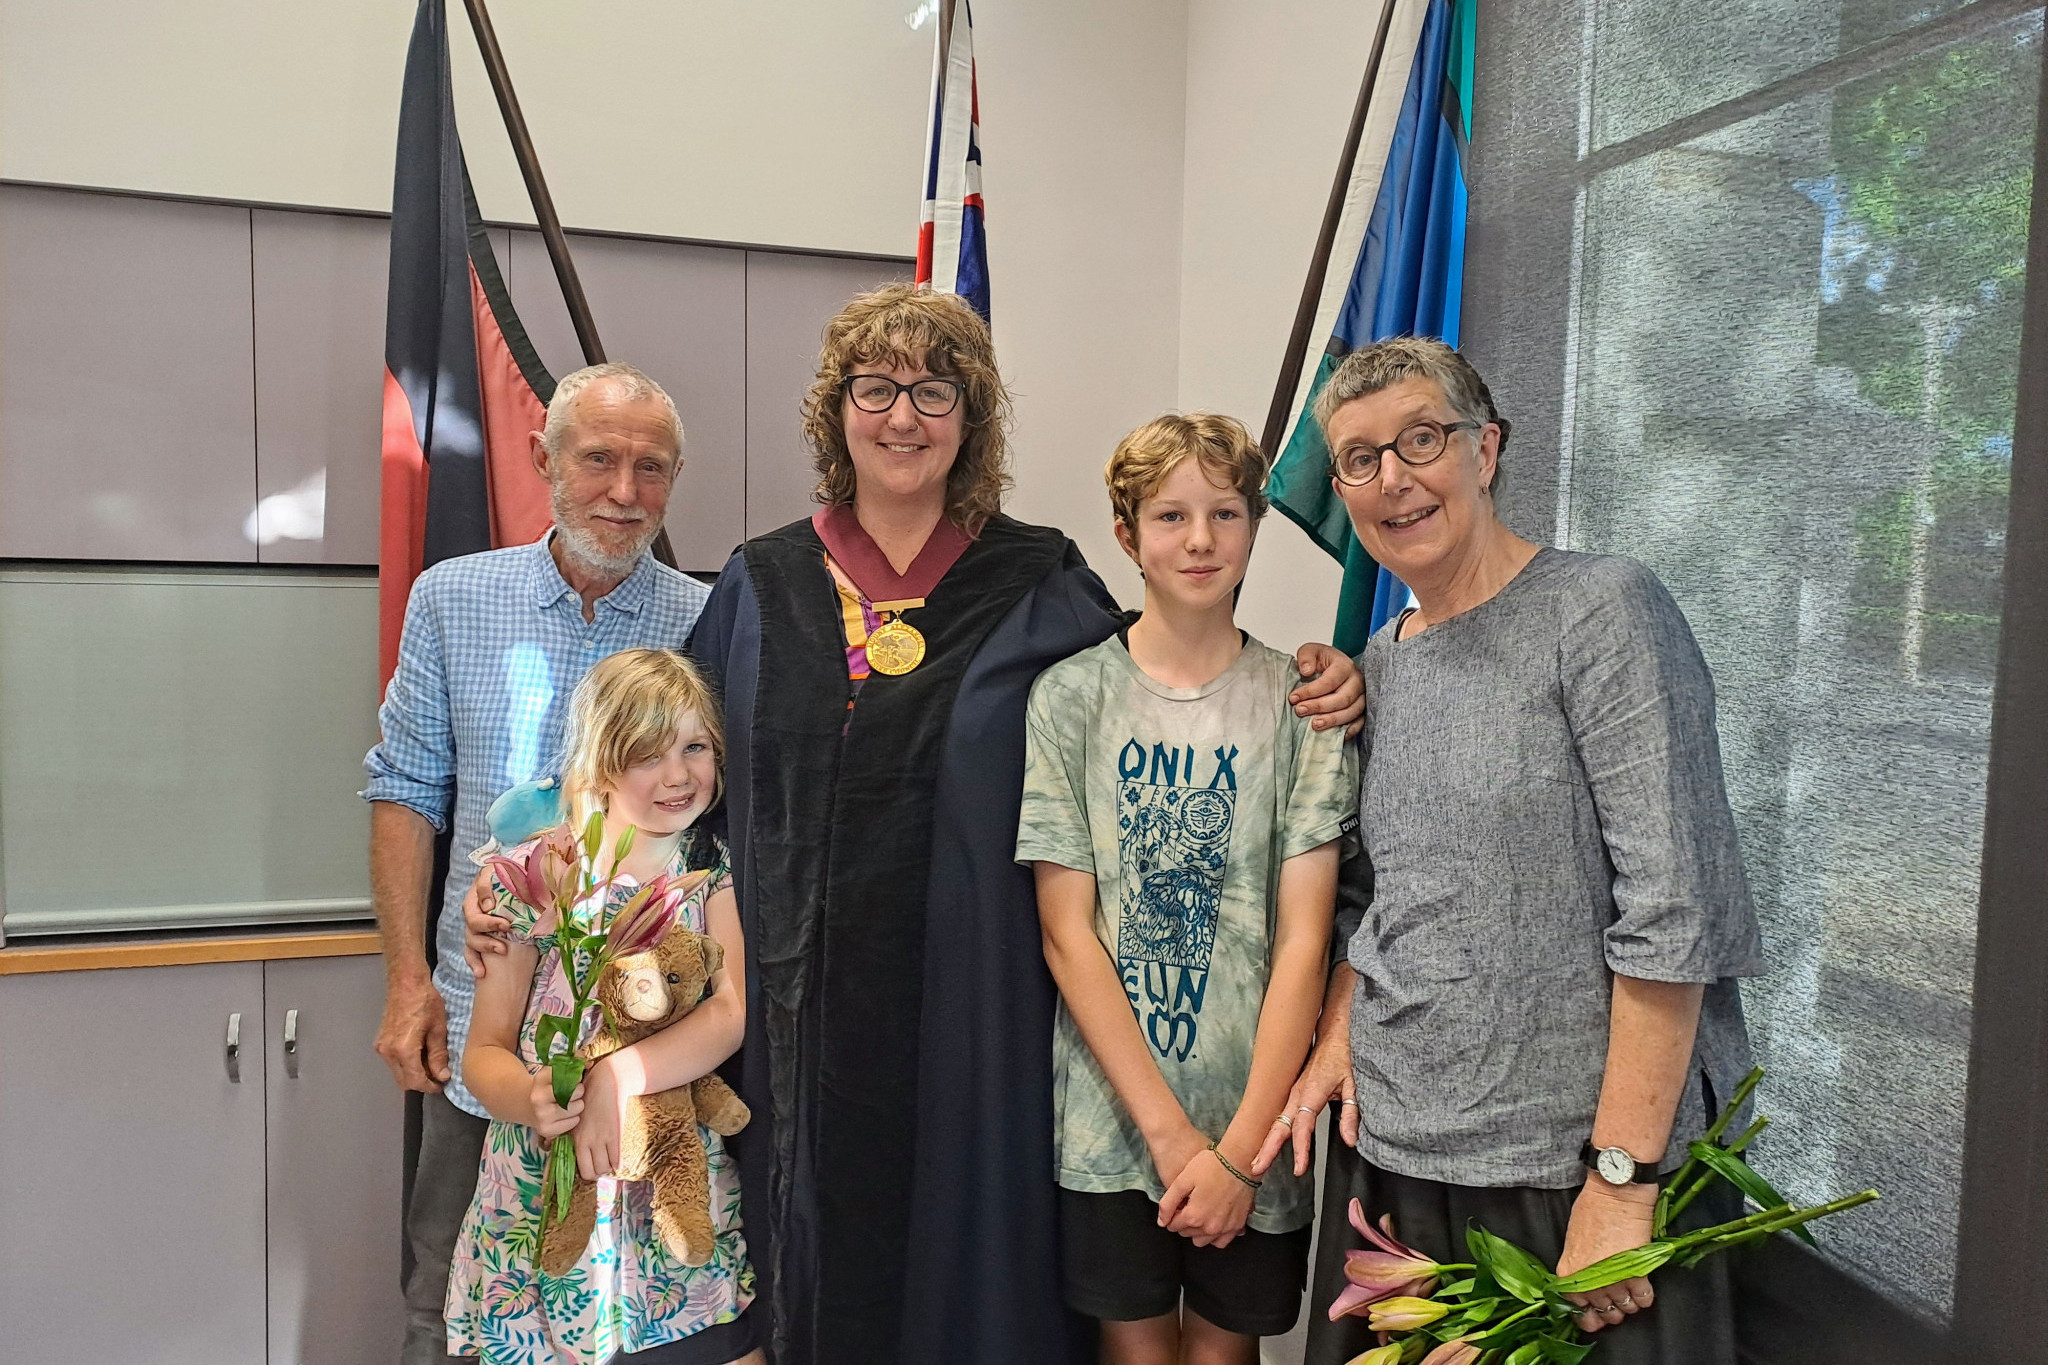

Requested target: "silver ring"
[
  {"left": 1617, "top": 1295, "right": 1635, "bottom": 1309},
  {"left": 1339, "top": 1098, "right": 1358, "bottom": 1107},
  {"left": 1276, "top": 1113, "right": 1294, "bottom": 1128},
  {"left": 1296, "top": 1105, "right": 1315, "bottom": 1116}
]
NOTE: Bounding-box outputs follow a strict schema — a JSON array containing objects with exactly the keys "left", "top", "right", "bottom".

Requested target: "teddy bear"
[{"left": 539, "top": 922, "right": 752, "bottom": 1275}]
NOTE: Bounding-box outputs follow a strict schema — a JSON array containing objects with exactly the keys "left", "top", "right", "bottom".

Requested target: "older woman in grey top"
[{"left": 1253, "top": 338, "right": 1765, "bottom": 1365}]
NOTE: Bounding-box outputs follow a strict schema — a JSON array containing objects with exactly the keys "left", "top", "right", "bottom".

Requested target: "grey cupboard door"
[
  {"left": 506, "top": 231, "right": 747, "bottom": 574},
  {"left": 251, "top": 210, "right": 389, "bottom": 567},
  {"left": 0, "top": 962, "right": 268, "bottom": 1365},
  {"left": 0, "top": 185, "right": 258, "bottom": 562},
  {"left": 742, "top": 251, "right": 911, "bottom": 539},
  {"left": 264, "top": 955, "right": 404, "bottom": 1365}
]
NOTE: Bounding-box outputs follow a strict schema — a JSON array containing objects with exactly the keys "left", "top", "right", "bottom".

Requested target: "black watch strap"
[{"left": 1580, "top": 1142, "right": 1661, "bottom": 1185}]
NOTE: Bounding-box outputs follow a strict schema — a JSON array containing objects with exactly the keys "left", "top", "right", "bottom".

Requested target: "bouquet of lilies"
[
  {"left": 486, "top": 811, "right": 700, "bottom": 1233},
  {"left": 1329, "top": 1070, "right": 1878, "bottom": 1364}
]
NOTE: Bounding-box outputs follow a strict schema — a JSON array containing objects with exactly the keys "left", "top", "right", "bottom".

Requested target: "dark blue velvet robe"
[{"left": 689, "top": 514, "right": 1120, "bottom": 1365}]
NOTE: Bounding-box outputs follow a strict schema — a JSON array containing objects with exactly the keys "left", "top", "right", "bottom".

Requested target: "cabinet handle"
[
  {"left": 225, "top": 1011, "right": 242, "bottom": 1083},
  {"left": 284, "top": 1008, "right": 300, "bottom": 1079}
]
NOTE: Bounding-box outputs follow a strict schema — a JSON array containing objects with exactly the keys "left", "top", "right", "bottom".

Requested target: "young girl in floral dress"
[{"left": 446, "top": 649, "right": 761, "bottom": 1365}]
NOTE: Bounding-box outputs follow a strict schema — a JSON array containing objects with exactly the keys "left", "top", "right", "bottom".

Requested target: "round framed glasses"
[
  {"left": 842, "top": 374, "right": 963, "bottom": 418},
  {"left": 1331, "top": 419, "right": 1481, "bottom": 486}
]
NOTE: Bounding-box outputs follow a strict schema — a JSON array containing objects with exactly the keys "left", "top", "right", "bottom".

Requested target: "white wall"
[
  {"left": 979, "top": 0, "right": 1190, "bottom": 609},
  {"left": 1178, "top": 0, "right": 1382, "bottom": 654},
  {"left": 0, "top": 0, "right": 931, "bottom": 255}
]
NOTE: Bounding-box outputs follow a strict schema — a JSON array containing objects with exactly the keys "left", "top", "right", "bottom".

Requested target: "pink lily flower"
[
  {"left": 486, "top": 835, "right": 555, "bottom": 911},
  {"left": 1366, "top": 1297, "right": 1450, "bottom": 1333},
  {"left": 607, "top": 873, "right": 684, "bottom": 958},
  {"left": 1327, "top": 1199, "right": 1443, "bottom": 1321},
  {"left": 1418, "top": 1340, "right": 1481, "bottom": 1365}
]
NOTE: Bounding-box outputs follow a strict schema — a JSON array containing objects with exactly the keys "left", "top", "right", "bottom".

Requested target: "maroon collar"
[{"left": 812, "top": 504, "right": 972, "bottom": 607}]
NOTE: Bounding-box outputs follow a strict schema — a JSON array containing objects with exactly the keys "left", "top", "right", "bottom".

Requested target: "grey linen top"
[{"left": 1342, "top": 547, "right": 1765, "bottom": 1189}]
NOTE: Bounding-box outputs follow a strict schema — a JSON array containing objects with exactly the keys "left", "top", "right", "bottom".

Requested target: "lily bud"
[
  {"left": 1418, "top": 1341, "right": 1480, "bottom": 1365},
  {"left": 1342, "top": 1346, "right": 1404, "bottom": 1365},
  {"left": 1367, "top": 1297, "right": 1450, "bottom": 1333}
]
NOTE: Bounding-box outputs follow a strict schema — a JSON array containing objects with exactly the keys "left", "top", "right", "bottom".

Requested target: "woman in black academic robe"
[{"left": 688, "top": 285, "right": 1361, "bottom": 1365}]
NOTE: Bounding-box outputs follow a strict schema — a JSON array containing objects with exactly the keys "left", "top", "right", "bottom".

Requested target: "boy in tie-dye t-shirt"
[{"left": 1017, "top": 414, "right": 1356, "bottom": 1361}]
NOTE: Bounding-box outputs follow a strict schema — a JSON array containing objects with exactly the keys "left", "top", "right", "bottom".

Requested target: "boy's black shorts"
[{"left": 1059, "top": 1187, "right": 1311, "bottom": 1337}]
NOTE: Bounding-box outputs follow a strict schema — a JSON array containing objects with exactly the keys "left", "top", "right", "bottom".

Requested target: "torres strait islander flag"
[
  {"left": 379, "top": 0, "right": 555, "bottom": 687},
  {"left": 915, "top": 0, "right": 990, "bottom": 319},
  {"left": 1265, "top": 0, "right": 1474, "bottom": 654}
]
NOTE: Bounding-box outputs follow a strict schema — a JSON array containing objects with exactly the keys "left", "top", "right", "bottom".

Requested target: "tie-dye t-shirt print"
[{"left": 1017, "top": 634, "right": 1356, "bottom": 1235}]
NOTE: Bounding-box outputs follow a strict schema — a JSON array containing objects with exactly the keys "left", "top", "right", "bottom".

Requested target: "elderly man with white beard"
[{"left": 362, "top": 363, "right": 710, "bottom": 1365}]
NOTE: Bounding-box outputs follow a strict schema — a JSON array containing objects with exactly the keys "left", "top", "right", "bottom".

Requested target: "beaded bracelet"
[{"left": 1209, "top": 1142, "right": 1261, "bottom": 1191}]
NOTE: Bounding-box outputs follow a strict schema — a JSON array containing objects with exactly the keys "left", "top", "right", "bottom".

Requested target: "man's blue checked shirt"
[{"left": 362, "top": 535, "right": 710, "bottom": 1117}]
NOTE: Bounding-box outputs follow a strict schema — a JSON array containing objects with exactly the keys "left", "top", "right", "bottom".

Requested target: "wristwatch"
[{"left": 1581, "top": 1142, "right": 1660, "bottom": 1186}]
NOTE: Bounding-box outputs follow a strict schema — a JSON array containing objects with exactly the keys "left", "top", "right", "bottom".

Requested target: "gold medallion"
[{"left": 866, "top": 616, "right": 927, "bottom": 676}]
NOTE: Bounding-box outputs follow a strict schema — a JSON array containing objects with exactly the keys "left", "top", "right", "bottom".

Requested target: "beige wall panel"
[
  {"left": 743, "top": 250, "right": 913, "bottom": 540},
  {"left": 252, "top": 209, "right": 389, "bottom": 566},
  {"left": 505, "top": 230, "right": 748, "bottom": 573},
  {"left": 0, "top": 185, "right": 258, "bottom": 561}
]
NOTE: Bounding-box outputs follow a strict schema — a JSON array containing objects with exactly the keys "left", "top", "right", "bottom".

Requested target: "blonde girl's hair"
[
  {"left": 557, "top": 649, "right": 725, "bottom": 825},
  {"left": 1104, "top": 411, "right": 1271, "bottom": 537},
  {"left": 800, "top": 283, "right": 1014, "bottom": 535}
]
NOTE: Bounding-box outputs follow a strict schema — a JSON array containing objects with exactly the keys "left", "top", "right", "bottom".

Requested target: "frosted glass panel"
[
  {"left": 0, "top": 569, "right": 379, "bottom": 935},
  {"left": 1559, "top": 13, "right": 2038, "bottom": 1318}
]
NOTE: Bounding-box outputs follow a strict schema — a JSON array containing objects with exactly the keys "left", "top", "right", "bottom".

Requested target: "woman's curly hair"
[{"left": 801, "top": 284, "right": 1013, "bottom": 534}]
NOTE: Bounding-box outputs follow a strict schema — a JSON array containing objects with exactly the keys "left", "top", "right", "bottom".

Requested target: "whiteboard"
[{"left": 0, "top": 568, "right": 379, "bottom": 936}]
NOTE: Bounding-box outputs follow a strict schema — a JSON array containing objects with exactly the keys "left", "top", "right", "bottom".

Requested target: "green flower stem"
[
  {"left": 1699, "top": 1069, "right": 1765, "bottom": 1146},
  {"left": 1654, "top": 1069, "right": 1764, "bottom": 1235},
  {"left": 1661, "top": 1119, "right": 1769, "bottom": 1229},
  {"left": 1676, "top": 1190, "right": 1880, "bottom": 1250},
  {"left": 1661, "top": 1167, "right": 1720, "bottom": 1225},
  {"left": 1724, "top": 1116, "right": 1768, "bottom": 1156}
]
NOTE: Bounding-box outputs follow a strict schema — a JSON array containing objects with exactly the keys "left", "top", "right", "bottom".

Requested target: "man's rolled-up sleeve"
[
  {"left": 1561, "top": 559, "right": 1765, "bottom": 983},
  {"left": 362, "top": 581, "right": 457, "bottom": 831}
]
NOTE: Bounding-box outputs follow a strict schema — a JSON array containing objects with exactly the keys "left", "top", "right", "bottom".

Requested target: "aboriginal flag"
[{"left": 379, "top": 0, "right": 556, "bottom": 687}]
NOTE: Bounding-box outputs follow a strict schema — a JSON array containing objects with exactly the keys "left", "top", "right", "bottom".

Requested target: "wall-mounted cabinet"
[
  {"left": 0, "top": 182, "right": 909, "bottom": 574},
  {"left": 744, "top": 249, "right": 912, "bottom": 539},
  {"left": 506, "top": 229, "right": 749, "bottom": 571},
  {"left": 250, "top": 209, "right": 389, "bottom": 567},
  {"left": 0, "top": 185, "right": 258, "bottom": 562}
]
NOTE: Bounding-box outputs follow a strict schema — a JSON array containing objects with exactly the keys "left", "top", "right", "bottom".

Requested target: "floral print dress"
[{"left": 445, "top": 831, "right": 754, "bottom": 1365}]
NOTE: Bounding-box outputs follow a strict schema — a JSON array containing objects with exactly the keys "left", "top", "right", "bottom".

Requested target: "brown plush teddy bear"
[{"left": 539, "top": 923, "right": 751, "bottom": 1275}]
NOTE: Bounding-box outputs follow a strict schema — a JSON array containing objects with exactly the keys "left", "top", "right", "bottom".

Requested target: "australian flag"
[{"left": 915, "top": 0, "right": 990, "bottom": 319}]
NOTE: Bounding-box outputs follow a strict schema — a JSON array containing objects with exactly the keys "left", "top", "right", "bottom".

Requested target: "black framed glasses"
[
  {"left": 842, "top": 374, "right": 963, "bottom": 418},
  {"left": 1330, "top": 418, "right": 1482, "bottom": 485}
]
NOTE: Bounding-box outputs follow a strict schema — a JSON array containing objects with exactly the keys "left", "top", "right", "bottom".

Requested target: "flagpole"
[
  {"left": 458, "top": 0, "right": 678, "bottom": 569},
  {"left": 460, "top": 0, "right": 604, "bottom": 366},
  {"left": 934, "top": 0, "right": 957, "bottom": 110},
  {"left": 1258, "top": 0, "right": 1402, "bottom": 459}
]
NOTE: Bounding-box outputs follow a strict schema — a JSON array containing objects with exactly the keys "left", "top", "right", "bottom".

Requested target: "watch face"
[{"left": 1596, "top": 1147, "right": 1637, "bottom": 1185}]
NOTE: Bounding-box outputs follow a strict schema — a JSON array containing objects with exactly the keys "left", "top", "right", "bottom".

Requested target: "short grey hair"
[
  {"left": 542, "top": 362, "right": 684, "bottom": 464},
  {"left": 1312, "top": 336, "right": 1511, "bottom": 490}
]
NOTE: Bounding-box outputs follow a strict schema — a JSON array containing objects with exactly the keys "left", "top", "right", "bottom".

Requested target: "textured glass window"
[
  {"left": 1587, "top": 0, "right": 1976, "bottom": 150},
  {"left": 1556, "top": 8, "right": 2039, "bottom": 1320}
]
